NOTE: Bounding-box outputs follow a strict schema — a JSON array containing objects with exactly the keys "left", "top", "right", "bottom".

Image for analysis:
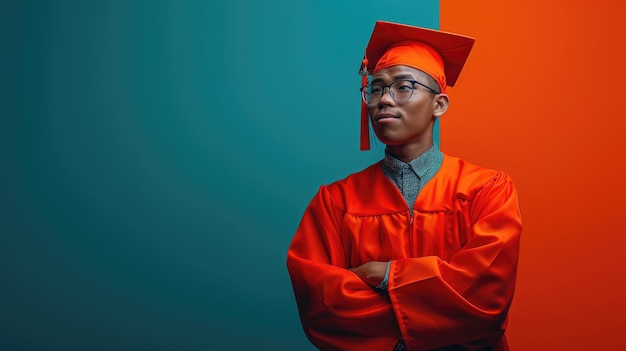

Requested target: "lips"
[{"left": 375, "top": 113, "right": 399, "bottom": 122}]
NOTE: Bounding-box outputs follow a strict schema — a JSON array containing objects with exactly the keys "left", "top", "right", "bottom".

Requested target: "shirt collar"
[{"left": 382, "top": 144, "right": 442, "bottom": 178}]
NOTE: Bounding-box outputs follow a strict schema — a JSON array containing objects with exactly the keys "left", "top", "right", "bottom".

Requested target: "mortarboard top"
[{"left": 360, "top": 20, "right": 476, "bottom": 87}]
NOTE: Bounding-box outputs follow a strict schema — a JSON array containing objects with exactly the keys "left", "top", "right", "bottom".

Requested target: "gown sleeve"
[
  {"left": 389, "top": 171, "right": 522, "bottom": 350},
  {"left": 287, "top": 185, "right": 401, "bottom": 351}
]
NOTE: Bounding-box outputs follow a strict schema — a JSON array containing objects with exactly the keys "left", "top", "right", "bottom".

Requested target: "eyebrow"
[{"left": 370, "top": 74, "right": 415, "bottom": 85}]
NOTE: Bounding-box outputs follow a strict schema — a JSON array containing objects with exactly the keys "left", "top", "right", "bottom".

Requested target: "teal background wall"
[{"left": 2, "top": 1, "right": 439, "bottom": 349}]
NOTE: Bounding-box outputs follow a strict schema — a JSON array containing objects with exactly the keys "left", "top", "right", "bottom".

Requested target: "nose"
[{"left": 377, "top": 87, "right": 394, "bottom": 106}]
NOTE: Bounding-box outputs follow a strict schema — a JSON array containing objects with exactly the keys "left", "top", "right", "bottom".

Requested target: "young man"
[{"left": 287, "top": 21, "right": 522, "bottom": 351}]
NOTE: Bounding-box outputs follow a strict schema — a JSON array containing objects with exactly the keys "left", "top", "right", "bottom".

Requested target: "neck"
[{"left": 386, "top": 143, "right": 434, "bottom": 163}]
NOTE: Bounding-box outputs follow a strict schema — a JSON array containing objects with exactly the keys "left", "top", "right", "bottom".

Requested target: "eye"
[
  {"left": 395, "top": 81, "right": 414, "bottom": 91},
  {"left": 370, "top": 85, "right": 383, "bottom": 94}
]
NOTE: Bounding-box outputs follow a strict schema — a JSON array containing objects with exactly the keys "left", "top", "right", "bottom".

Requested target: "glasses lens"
[
  {"left": 363, "top": 85, "right": 383, "bottom": 104},
  {"left": 390, "top": 80, "right": 414, "bottom": 102},
  {"left": 361, "top": 86, "right": 371, "bottom": 103}
]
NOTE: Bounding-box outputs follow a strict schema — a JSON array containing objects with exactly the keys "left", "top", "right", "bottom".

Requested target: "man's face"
[{"left": 367, "top": 65, "right": 443, "bottom": 149}]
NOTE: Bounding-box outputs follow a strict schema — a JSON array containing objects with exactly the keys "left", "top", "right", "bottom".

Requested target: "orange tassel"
[{"left": 359, "top": 58, "right": 370, "bottom": 151}]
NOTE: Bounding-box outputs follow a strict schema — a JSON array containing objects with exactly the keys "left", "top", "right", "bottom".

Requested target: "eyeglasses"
[{"left": 360, "top": 79, "right": 440, "bottom": 104}]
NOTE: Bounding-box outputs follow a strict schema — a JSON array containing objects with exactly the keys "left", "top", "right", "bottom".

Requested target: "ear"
[{"left": 433, "top": 93, "right": 449, "bottom": 118}]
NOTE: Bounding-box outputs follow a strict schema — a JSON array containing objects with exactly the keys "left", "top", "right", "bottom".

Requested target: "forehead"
[{"left": 371, "top": 65, "right": 430, "bottom": 83}]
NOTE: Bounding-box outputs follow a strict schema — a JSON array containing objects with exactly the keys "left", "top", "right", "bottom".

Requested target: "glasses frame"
[{"left": 360, "top": 79, "right": 440, "bottom": 105}]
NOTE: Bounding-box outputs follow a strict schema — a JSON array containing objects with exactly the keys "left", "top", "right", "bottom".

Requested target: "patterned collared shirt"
[{"left": 381, "top": 144, "right": 443, "bottom": 211}]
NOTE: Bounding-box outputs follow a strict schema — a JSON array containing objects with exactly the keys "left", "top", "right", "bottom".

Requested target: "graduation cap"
[{"left": 359, "top": 21, "right": 475, "bottom": 150}]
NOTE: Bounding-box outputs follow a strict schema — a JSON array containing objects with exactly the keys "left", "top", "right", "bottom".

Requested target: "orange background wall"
[{"left": 440, "top": 1, "right": 626, "bottom": 349}]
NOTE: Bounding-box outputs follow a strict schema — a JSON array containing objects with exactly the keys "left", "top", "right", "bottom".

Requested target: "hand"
[{"left": 349, "top": 261, "right": 388, "bottom": 287}]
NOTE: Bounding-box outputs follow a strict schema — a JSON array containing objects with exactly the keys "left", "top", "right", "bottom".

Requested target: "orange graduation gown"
[{"left": 287, "top": 155, "right": 522, "bottom": 351}]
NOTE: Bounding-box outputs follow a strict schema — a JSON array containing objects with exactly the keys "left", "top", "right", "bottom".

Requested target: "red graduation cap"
[{"left": 359, "top": 21, "right": 475, "bottom": 150}]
